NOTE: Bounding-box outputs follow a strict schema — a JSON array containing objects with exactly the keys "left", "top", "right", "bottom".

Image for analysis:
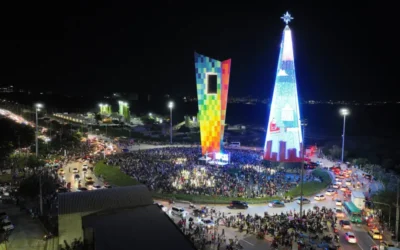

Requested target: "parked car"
[
  {"left": 325, "top": 189, "right": 335, "bottom": 196},
  {"left": 2, "top": 221, "right": 14, "bottom": 231}
]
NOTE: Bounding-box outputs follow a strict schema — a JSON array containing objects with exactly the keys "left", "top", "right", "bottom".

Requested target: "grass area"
[
  {"left": 286, "top": 169, "right": 332, "bottom": 197},
  {"left": 94, "top": 160, "right": 331, "bottom": 204},
  {"left": 94, "top": 161, "right": 140, "bottom": 187}
]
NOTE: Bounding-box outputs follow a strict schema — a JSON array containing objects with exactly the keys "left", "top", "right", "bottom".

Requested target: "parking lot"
[{"left": 0, "top": 202, "right": 45, "bottom": 250}]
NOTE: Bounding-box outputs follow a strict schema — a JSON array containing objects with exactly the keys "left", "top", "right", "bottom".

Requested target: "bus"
[{"left": 343, "top": 201, "right": 362, "bottom": 223}]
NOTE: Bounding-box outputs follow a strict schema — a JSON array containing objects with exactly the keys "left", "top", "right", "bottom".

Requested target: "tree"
[
  {"left": 94, "top": 113, "right": 102, "bottom": 123},
  {"left": 178, "top": 125, "right": 190, "bottom": 133},
  {"left": 327, "top": 145, "right": 344, "bottom": 160},
  {"left": 19, "top": 173, "right": 56, "bottom": 199}
]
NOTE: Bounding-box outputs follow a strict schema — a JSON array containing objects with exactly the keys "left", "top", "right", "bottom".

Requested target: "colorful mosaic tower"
[
  {"left": 264, "top": 12, "right": 303, "bottom": 162},
  {"left": 194, "top": 52, "right": 231, "bottom": 155}
]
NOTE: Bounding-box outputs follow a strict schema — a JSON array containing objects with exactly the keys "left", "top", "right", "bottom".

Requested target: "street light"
[
  {"left": 149, "top": 113, "right": 152, "bottom": 117},
  {"left": 340, "top": 108, "right": 349, "bottom": 163},
  {"left": 299, "top": 119, "right": 307, "bottom": 218},
  {"left": 35, "top": 103, "right": 43, "bottom": 157},
  {"left": 168, "top": 101, "right": 173, "bottom": 144}
]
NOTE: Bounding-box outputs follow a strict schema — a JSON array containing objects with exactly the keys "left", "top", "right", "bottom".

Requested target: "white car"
[
  {"left": 336, "top": 199, "right": 343, "bottom": 206},
  {"left": 83, "top": 164, "right": 88, "bottom": 168},
  {"left": 340, "top": 185, "right": 349, "bottom": 191},
  {"left": 345, "top": 232, "right": 357, "bottom": 243},
  {"left": 325, "top": 189, "right": 335, "bottom": 196},
  {"left": 73, "top": 168, "right": 79, "bottom": 173},
  {"left": 199, "top": 219, "right": 215, "bottom": 228},
  {"left": 332, "top": 183, "right": 340, "bottom": 189},
  {"left": 91, "top": 185, "right": 102, "bottom": 190},
  {"left": 2, "top": 221, "right": 14, "bottom": 231},
  {"left": 346, "top": 180, "right": 352, "bottom": 186},
  {"left": 336, "top": 208, "right": 345, "bottom": 218},
  {"left": 314, "top": 194, "right": 326, "bottom": 201},
  {"left": 335, "top": 180, "right": 342, "bottom": 185}
]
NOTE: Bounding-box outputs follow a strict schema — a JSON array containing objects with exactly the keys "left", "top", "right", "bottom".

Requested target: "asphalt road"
[{"left": 61, "top": 161, "right": 103, "bottom": 191}]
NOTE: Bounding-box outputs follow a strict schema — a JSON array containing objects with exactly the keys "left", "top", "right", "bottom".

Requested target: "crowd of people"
[
  {"left": 173, "top": 205, "right": 340, "bottom": 250},
  {"left": 106, "top": 147, "right": 317, "bottom": 199}
]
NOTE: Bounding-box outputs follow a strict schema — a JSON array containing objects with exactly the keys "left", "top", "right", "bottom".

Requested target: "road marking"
[{"left": 241, "top": 239, "right": 254, "bottom": 246}]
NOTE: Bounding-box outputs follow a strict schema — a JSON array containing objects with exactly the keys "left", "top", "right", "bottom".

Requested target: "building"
[
  {"left": 264, "top": 12, "right": 303, "bottom": 162},
  {"left": 0, "top": 85, "right": 14, "bottom": 93},
  {"left": 58, "top": 185, "right": 196, "bottom": 250},
  {"left": 194, "top": 52, "right": 231, "bottom": 155}
]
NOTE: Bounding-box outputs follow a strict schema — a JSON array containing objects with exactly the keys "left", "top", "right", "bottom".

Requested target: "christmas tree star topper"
[{"left": 281, "top": 11, "right": 293, "bottom": 25}]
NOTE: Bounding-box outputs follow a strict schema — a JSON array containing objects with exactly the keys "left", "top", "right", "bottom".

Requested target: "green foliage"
[
  {"left": 177, "top": 125, "right": 190, "bottom": 133},
  {"left": 286, "top": 169, "right": 331, "bottom": 198},
  {"left": 19, "top": 173, "right": 57, "bottom": 198},
  {"left": 9, "top": 154, "right": 46, "bottom": 170},
  {"left": 94, "top": 161, "right": 140, "bottom": 186}
]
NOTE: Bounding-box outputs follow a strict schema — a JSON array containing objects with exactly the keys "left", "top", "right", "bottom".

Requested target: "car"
[
  {"left": 57, "top": 187, "right": 68, "bottom": 193},
  {"left": 230, "top": 201, "right": 248, "bottom": 209},
  {"left": 103, "top": 185, "right": 112, "bottom": 189},
  {"left": 59, "top": 169, "right": 65, "bottom": 175},
  {"left": 340, "top": 220, "right": 352, "bottom": 230},
  {"left": 192, "top": 209, "right": 207, "bottom": 218},
  {"left": 85, "top": 181, "right": 95, "bottom": 188},
  {"left": 345, "top": 232, "right": 357, "bottom": 243},
  {"left": 336, "top": 199, "right": 343, "bottom": 206},
  {"left": 335, "top": 208, "right": 345, "bottom": 218},
  {"left": 77, "top": 187, "right": 88, "bottom": 192},
  {"left": 369, "top": 229, "right": 383, "bottom": 240},
  {"left": 345, "top": 180, "right": 352, "bottom": 186},
  {"left": 269, "top": 200, "right": 285, "bottom": 207},
  {"left": 83, "top": 164, "right": 88, "bottom": 168},
  {"left": 171, "top": 207, "right": 187, "bottom": 218},
  {"left": 335, "top": 180, "right": 342, "bottom": 185},
  {"left": 74, "top": 174, "right": 80, "bottom": 180},
  {"left": 340, "top": 185, "right": 349, "bottom": 191},
  {"left": 155, "top": 203, "right": 168, "bottom": 212},
  {"left": 92, "top": 185, "right": 102, "bottom": 190},
  {"left": 85, "top": 176, "right": 93, "bottom": 182},
  {"left": 332, "top": 183, "right": 340, "bottom": 189},
  {"left": 296, "top": 198, "right": 310, "bottom": 204},
  {"left": 199, "top": 219, "right": 215, "bottom": 228},
  {"left": 325, "top": 189, "right": 335, "bottom": 196},
  {"left": 73, "top": 168, "right": 79, "bottom": 173},
  {"left": 2, "top": 221, "right": 14, "bottom": 231},
  {"left": 314, "top": 194, "right": 326, "bottom": 201},
  {"left": 82, "top": 167, "right": 87, "bottom": 172},
  {"left": 381, "top": 241, "right": 395, "bottom": 248}
]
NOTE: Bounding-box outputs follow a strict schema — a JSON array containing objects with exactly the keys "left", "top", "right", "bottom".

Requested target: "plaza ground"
[{"left": 0, "top": 202, "right": 45, "bottom": 250}]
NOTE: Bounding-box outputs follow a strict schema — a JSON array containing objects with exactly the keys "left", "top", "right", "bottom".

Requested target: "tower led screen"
[
  {"left": 264, "top": 18, "right": 303, "bottom": 162},
  {"left": 194, "top": 52, "right": 231, "bottom": 155}
]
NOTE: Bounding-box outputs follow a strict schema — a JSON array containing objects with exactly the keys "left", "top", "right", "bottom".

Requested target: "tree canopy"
[{"left": 0, "top": 117, "right": 34, "bottom": 161}]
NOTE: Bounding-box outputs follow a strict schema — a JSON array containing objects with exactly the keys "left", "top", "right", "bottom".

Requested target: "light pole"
[
  {"left": 168, "top": 101, "right": 173, "bottom": 144},
  {"left": 340, "top": 108, "right": 349, "bottom": 163},
  {"left": 396, "top": 177, "right": 399, "bottom": 241},
  {"left": 35, "top": 103, "right": 43, "bottom": 157},
  {"left": 299, "top": 119, "right": 307, "bottom": 218}
]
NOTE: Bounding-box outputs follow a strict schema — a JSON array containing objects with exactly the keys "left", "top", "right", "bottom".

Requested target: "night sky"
[{"left": 1, "top": 2, "right": 397, "bottom": 100}]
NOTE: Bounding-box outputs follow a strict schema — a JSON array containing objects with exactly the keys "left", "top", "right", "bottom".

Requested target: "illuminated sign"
[{"left": 215, "top": 153, "right": 229, "bottom": 162}]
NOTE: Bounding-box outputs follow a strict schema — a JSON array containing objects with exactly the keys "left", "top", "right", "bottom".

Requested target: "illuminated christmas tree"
[{"left": 264, "top": 12, "right": 303, "bottom": 162}]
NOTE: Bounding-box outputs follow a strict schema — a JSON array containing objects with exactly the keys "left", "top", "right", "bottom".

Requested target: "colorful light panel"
[
  {"left": 264, "top": 25, "right": 303, "bottom": 162},
  {"left": 194, "top": 52, "right": 231, "bottom": 155}
]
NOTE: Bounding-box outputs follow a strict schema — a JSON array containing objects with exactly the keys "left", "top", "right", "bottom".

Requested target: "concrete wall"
[{"left": 58, "top": 212, "right": 92, "bottom": 248}]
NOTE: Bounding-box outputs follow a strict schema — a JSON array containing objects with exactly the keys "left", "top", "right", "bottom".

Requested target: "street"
[{"left": 61, "top": 160, "right": 103, "bottom": 192}]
